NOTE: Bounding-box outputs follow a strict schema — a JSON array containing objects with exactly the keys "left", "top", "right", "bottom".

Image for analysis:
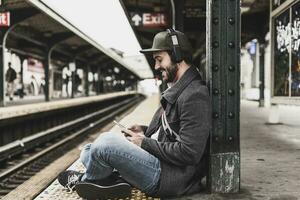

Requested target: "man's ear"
[{"left": 177, "top": 60, "right": 185, "bottom": 67}]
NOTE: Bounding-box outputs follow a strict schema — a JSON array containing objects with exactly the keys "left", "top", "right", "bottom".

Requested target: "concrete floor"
[
  {"left": 168, "top": 100, "right": 300, "bottom": 200},
  {"left": 6, "top": 95, "right": 300, "bottom": 200}
]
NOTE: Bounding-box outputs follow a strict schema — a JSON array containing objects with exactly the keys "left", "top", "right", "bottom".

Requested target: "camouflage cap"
[{"left": 140, "top": 30, "right": 192, "bottom": 54}]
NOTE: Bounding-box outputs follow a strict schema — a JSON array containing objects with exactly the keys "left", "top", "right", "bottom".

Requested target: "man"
[
  {"left": 5, "top": 62, "right": 17, "bottom": 101},
  {"left": 58, "top": 29, "right": 211, "bottom": 199}
]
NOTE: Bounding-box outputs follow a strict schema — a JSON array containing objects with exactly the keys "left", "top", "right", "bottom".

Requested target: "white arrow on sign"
[{"left": 132, "top": 14, "right": 142, "bottom": 26}]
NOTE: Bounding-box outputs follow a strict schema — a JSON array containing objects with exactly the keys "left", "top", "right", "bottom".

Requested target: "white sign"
[
  {"left": 0, "top": 12, "right": 10, "bottom": 27},
  {"left": 131, "top": 13, "right": 167, "bottom": 27}
]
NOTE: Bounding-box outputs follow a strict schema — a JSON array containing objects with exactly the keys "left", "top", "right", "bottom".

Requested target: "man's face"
[{"left": 153, "top": 51, "right": 178, "bottom": 83}]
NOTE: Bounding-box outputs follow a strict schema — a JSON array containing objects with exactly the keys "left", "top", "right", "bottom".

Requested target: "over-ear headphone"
[{"left": 167, "top": 28, "right": 183, "bottom": 63}]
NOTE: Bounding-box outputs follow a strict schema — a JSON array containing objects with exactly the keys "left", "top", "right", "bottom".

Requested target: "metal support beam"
[
  {"left": 10, "top": 47, "right": 44, "bottom": 60},
  {"left": 88, "top": 54, "right": 109, "bottom": 65},
  {"left": 206, "top": 0, "right": 241, "bottom": 193},
  {"left": 43, "top": 56, "right": 50, "bottom": 102},
  {"left": 259, "top": 44, "right": 265, "bottom": 107},
  {"left": 84, "top": 66, "right": 90, "bottom": 96},
  {"left": 19, "top": 55, "right": 26, "bottom": 99},
  {"left": 48, "top": 32, "right": 74, "bottom": 46},
  {"left": 70, "top": 61, "right": 77, "bottom": 98},
  {"left": 9, "top": 31, "right": 48, "bottom": 48},
  {"left": 97, "top": 67, "right": 103, "bottom": 94},
  {"left": 174, "top": 0, "right": 184, "bottom": 31},
  {"left": 0, "top": 28, "right": 8, "bottom": 107},
  {"left": 74, "top": 45, "right": 93, "bottom": 57}
]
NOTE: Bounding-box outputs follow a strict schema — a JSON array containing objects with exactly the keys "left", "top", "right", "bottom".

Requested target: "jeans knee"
[
  {"left": 97, "top": 132, "right": 123, "bottom": 147},
  {"left": 90, "top": 132, "right": 121, "bottom": 159},
  {"left": 80, "top": 143, "right": 92, "bottom": 164}
]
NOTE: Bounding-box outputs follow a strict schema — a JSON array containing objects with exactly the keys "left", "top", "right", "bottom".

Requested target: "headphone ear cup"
[{"left": 167, "top": 28, "right": 183, "bottom": 63}]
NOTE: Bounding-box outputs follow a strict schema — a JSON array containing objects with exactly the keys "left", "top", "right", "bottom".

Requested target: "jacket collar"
[{"left": 161, "top": 66, "right": 200, "bottom": 107}]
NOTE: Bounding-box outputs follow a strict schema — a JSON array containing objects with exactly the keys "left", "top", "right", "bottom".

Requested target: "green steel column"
[
  {"left": 0, "top": 29, "right": 6, "bottom": 107},
  {"left": 43, "top": 58, "right": 50, "bottom": 101},
  {"left": 98, "top": 68, "right": 104, "bottom": 94},
  {"left": 19, "top": 55, "right": 25, "bottom": 99},
  {"left": 84, "top": 66, "right": 90, "bottom": 96},
  {"left": 71, "top": 62, "right": 76, "bottom": 98},
  {"left": 259, "top": 44, "right": 265, "bottom": 107},
  {"left": 174, "top": 0, "right": 184, "bottom": 31},
  {"left": 0, "top": 6, "right": 8, "bottom": 107},
  {"left": 206, "top": 0, "right": 240, "bottom": 193}
]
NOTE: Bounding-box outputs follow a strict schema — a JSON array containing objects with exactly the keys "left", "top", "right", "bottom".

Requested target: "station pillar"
[
  {"left": 70, "top": 62, "right": 76, "bottom": 98},
  {"left": 0, "top": 27, "right": 8, "bottom": 107},
  {"left": 84, "top": 65, "right": 90, "bottom": 96},
  {"left": 206, "top": 0, "right": 240, "bottom": 193},
  {"left": 43, "top": 58, "right": 50, "bottom": 101},
  {"left": 97, "top": 67, "right": 104, "bottom": 94},
  {"left": 173, "top": 0, "right": 184, "bottom": 31},
  {"left": 19, "top": 55, "right": 26, "bottom": 99},
  {"left": 259, "top": 43, "right": 265, "bottom": 107}
]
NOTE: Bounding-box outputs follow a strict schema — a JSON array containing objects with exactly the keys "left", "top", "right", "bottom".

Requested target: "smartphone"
[{"left": 113, "top": 120, "right": 127, "bottom": 129}]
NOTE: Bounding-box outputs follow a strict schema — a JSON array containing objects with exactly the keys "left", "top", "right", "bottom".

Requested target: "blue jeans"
[{"left": 80, "top": 132, "right": 161, "bottom": 195}]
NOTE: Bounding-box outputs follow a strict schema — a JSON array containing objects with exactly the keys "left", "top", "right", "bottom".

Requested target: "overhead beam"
[
  {"left": 47, "top": 32, "right": 74, "bottom": 46},
  {"left": 9, "top": 31, "right": 47, "bottom": 48},
  {"left": 74, "top": 45, "right": 94, "bottom": 56}
]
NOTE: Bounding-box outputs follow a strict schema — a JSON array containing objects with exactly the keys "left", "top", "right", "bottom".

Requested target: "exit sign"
[
  {"left": 131, "top": 12, "right": 167, "bottom": 27},
  {"left": 0, "top": 12, "right": 10, "bottom": 26}
]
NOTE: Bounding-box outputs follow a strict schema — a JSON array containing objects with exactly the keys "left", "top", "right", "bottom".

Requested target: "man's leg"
[
  {"left": 7, "top": 83, "right": 13, "bottom": 100},
  {"left": 80, "top": 132, "right": 161, "bottom": 194}
]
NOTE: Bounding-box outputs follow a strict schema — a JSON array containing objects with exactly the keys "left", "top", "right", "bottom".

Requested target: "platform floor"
[
  {"left": 167, "top": 101, "right": 300, "bottom": 200},
  {"left": 0, "top": 91, "right": 135, "bottom": 120},
  {"left": 34, "top": 94, "right": 160, "bottom": 200},
  {"left": 3, "top": 96, "right": 300, "bottom": 200}
]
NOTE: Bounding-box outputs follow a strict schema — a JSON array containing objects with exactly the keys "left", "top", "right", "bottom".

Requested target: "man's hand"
[
  {"left": 128, "top": 124, "right": 144, "bottom": 133},
  {"left": 122, "top": 128, "right": 145, "bottom": 147}
]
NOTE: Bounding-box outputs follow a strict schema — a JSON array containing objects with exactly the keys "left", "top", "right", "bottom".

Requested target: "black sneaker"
[
  {"left": 75, "top": 180, "right": 131, "bottom": 200},
  {"left": 57, "top": 170, "right": 83, "bottom": 191}
]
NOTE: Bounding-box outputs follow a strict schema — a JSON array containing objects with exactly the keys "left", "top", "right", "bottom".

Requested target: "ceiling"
[
  {"left": 120, "top": 0, "right": 270, "bottom": 76},
  {"left": 1, "top": 0, "right": 141, "bottom": 80}
]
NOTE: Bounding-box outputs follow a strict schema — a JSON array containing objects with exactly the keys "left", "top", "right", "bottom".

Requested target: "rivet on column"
[
  {"left": 228, "top": 42, "right": 235, "bottom": 48},
  {"left": 228, "top": 112, "right": 234, "bottom": 119},
  {"left": 213, "top": 65, "right": 219, "bottom": 72},
  {"left": 228, "top": 89, "right": 234, "bottom": 95},
  {"left": 228, "top": 18, "right": 235, "bottom": 24},
  {"left": 213, "top": 18, "right": 219, "bottom": 25},
  {"left": 213, "top": 41, "right": 219, "bottom": 48},
  {"left": 213, "top": 112, "right": 219, "bottom": 119},
  {"left": 213, "top": 88, "right": 219, "bottom": 95},
  {"left": 228, "top": 65, "right": 235, "bottom": 71}
]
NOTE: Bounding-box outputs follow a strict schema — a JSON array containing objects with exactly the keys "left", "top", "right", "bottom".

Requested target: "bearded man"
[{"left": 58, "top": 29, "right": 211, "bottom": 199}]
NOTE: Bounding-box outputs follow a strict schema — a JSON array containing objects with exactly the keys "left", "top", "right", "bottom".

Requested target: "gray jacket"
[{"left": 141, "top": 66, "right": 211, "bottom": 197}]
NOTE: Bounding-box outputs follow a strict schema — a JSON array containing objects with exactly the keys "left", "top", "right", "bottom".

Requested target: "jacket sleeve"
[
  {"left": 141, "top": 91, "right": 211, "bottom": 166},
  {"left": 140, "top": 125, "right": 148, "bottom": 134}
]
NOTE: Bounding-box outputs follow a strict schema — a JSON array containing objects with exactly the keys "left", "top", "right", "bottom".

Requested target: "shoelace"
[{"left": 66, "top": 174, "right": 79, "bottom": 192}]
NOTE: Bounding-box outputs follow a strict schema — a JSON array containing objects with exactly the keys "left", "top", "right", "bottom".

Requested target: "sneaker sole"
[{"left": 75, "top": 182, "right": 131, "bottom": 200}]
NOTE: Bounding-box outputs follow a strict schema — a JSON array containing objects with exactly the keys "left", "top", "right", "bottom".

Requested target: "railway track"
[{"left": 0, "top": 96, "right": 143, "bottom": 197}]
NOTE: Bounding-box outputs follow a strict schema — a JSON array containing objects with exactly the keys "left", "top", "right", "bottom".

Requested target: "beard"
[{"left": 164, "top": 63, "right": 178, "bottom": 83}]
